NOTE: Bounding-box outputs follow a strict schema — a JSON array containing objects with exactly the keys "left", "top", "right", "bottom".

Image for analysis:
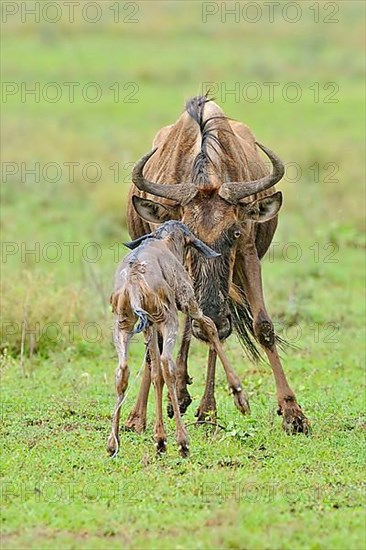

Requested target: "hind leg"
[
  {"left": 107, "top": 320, "right": 131, "bottom": 456},
  {"left": 125, "top": 330, "right": 163, "bottom": 433},
  {"left": 149, "top": 326, "right": 167, "bottom": 453},
  {"left": 160, "top": 317, "right": 189, "bottom": 457},
  {"left": 124, "top": 352, "right": 151, "bottom": 433}
]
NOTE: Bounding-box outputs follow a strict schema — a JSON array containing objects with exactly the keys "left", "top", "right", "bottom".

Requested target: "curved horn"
[
  {"left": 218, "top": 141, "right": 285, "bottom": 204},
  {"left": 132, "top": 148, "right": 198, "bottom": 206}
]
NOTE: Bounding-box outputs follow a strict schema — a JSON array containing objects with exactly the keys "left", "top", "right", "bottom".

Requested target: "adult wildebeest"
[{"left": 124, "top": 95, "right": 309, "bottom": 434}]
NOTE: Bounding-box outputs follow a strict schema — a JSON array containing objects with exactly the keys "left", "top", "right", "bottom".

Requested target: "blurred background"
[{"left": 1, "top": 0, "right": 365, "bottom": 359}]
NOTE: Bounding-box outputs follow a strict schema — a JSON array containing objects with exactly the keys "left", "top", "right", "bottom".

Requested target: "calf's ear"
[
  {"left": 124, "top": 234, "right": 152, "bottom": 250},
  {"left": 190, "top": 237, "right": 221, "bottom": 259},
  {"left": 132, "top": 196, "right": 180, "bottom": 224},
  {"left": 241, "top": 191, "right": 282, "bottom": 223}
]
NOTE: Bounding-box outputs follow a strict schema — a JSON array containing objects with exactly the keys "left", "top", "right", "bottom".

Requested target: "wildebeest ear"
[
  {"left": 240, "top": 191, "right": 282, "bottom": 223},
  {"left": 132, "top": 195, "right": 180, "bottom": 224}
]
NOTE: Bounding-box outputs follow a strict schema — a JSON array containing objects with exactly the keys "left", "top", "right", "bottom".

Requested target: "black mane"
[{"left": 185, "top": 95, "right": 230, "bottom": 185}]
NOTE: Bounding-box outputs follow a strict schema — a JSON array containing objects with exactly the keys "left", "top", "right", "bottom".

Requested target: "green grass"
[{"left": 1, "top": 2, "right": 365, "bottom": 549}]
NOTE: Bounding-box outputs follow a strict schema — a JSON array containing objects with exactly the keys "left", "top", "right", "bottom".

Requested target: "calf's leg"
[
  {"left": 124, "top": 354, "right": 151, "bottom": 433},
  {"left": 160, "top": 318, "right": 189, "bottom": 457},
  {"left": 182, "top": 293, "right": 250, "bottom": 421},
  {"left": 177, "top": 296, "right": 218, "bottom": 422},
  {"left": 125, "top": 332, "right": 165, "bottom": 432},
  {"left": 107, "top": 321, "right": 131, "bottom": 456},
  {"left": 167, "top": 316, "right": 192, "bottom": 418},
  {"left": 149, "top": 326, "right": 167, "bottom": 453},
  {"left": 199, "top": 316, "right": 250, "bottom": 416}
]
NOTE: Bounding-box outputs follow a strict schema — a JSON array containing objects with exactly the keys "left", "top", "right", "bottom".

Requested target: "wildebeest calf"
[{"left": 107, "top": 221, "right": 250, "bottom": 457}]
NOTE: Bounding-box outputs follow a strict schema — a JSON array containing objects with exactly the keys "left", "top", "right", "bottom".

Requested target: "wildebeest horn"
[
  {"left": 218, "top": 142, "right": 285, "bottom": 204},
  {"left": 132, "top": 148, "right": 198, "bottom": 205}
]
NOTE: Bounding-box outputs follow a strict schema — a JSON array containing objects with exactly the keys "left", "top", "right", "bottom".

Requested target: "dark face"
[
  {"left": 132, "top": 189, "right": 282, "bottom": 341},
  {"left": 181, "top": 194, "right": 242, "bottom": 341}
]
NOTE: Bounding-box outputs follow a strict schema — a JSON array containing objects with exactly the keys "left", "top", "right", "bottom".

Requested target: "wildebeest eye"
[{"left": 234, "top": 230, "right": 241, "bottom": 239}]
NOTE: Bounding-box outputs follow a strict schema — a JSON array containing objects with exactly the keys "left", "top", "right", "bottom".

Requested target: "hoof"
[
  {"left": 106, "top": 433, "right": 119, "bottom": 457},
  {"left": 232, "top": 387, "right": 250, "bottom": 415},
  {"left": 177, "top": 430, "right": 189, "bottom": 458},
  {"left": 178, "top": 443, "right": 189, "bottom": 458},
  {"left": 167, "top": 402, "right": 174, "bottom": 419},
  {"left": 124, "top": 412, "right": 146, "bottom": 434},
  {"left": 167, "top": 389, "right": 192, "bottom": 419},
  {"left": 279, "top": 404, "right": 310, "bottom": 435},
  {"left": 195, "top": 403, "right": 217, "bottom": 425},
  {"left": 155, "top": 439, "right": 167, "bottom": 454}
]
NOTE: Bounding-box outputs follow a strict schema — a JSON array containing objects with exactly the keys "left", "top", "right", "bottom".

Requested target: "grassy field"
[{"left": 1, "top": 2, "right": 365, "bottom": 549}]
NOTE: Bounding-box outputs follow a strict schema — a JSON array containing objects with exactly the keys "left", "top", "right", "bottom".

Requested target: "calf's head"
[{"left": 124, "top": 220, "right": 220, "bottom": 263}]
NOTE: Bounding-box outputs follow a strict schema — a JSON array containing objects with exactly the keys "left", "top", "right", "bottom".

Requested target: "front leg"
[
  {"left": 265, "top": 346, "right": 309, "bottom": 434},
  {"left": 198, "top": 316, "right": 250, "bottom": 416},
  {"left": 181, "top": 296, "right": 217, "bottom": 425},
  {"left": 238, "top": 242, "right": 309, "bottom": 434},
  {"left": 195, "top": 347, "right": 217, "bottom": 424},
  {"left": 167, "top": 316, "right": 192, "bottom": 418}
]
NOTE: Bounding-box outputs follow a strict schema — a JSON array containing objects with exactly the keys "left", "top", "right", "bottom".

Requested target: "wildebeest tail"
[
  {"left": 129, "top": 288, "right": 150, "bottom": 334},
  {"left": 132, "top": 308, "right": 149, "bottom": 334},
  {"left": 228, "top": 296, "right": 263, "bottom": 363}
]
